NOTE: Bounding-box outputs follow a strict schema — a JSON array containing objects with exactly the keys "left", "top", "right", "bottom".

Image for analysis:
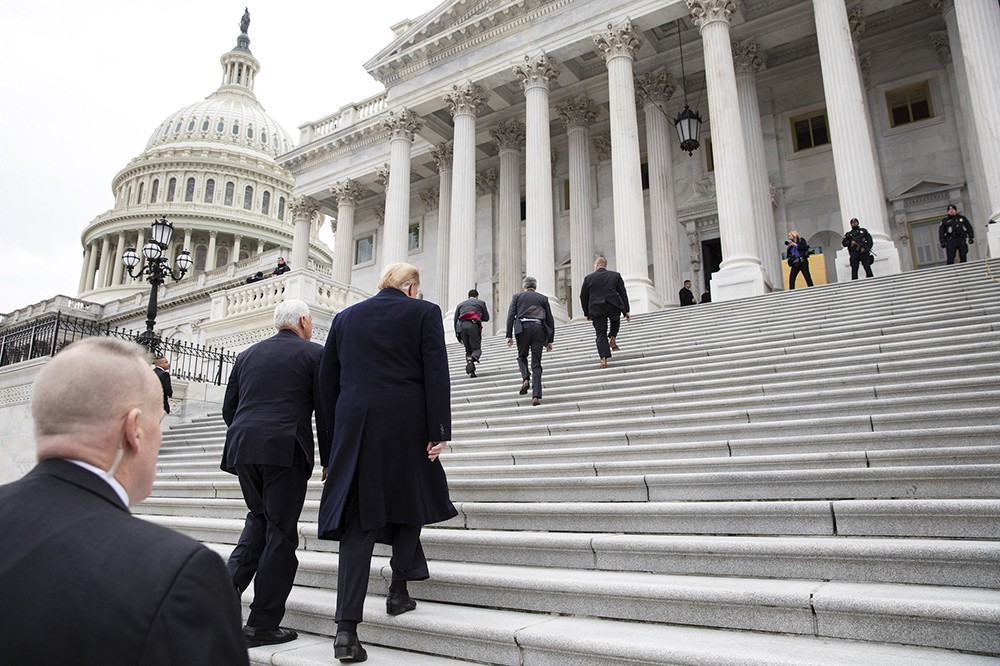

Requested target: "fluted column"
[
  {"left": 381, "top": 108, "right": 422, "bottom": 267},
  {"left": 688, "top": 1, "right": 768, "bottom": 301},
  {"left": 331, "top": 180, "right": 362, "bottom": 285},
  {"left": 290, "top": 196, "right": 319, "bottom": 270},
  {"left": 491, "top": 121, "right": 526, "bottom": 319},
  {"left": 556, "top": 98, "right": 598, "bottom": 317},
  {"left": 206, "top": 231, "right": 218, "bottom": 271},
  {"left": 431, "top": 143, "right": 454, "bottom": 305},
  {"left": 733, "top": 39, "right": 779, "bottom": 286},
  {"left": 952, "top": 0, "right": 1000, "bottom": 255},
  {"left": 136, "top": 229, "right": 146, "bottom": 259},
  {"left": 232, "top": 235, "right": 242, "bottom": 264},
  {"left": 594, "top": 20, "right": 662, "bottom": 312},
  {"left": 256, "top": 239, "right": 265, "bottom": 255},
  {"left": 111, "top": 232, "right": 126, "bottom": 286},
  {"left": 636, "top": 69, "right": 684, "bottom": 305},
  {"left": 444, "top": 84, "right": 487, "bottom": 313},
  {"left": 79, "top": 243, "right": 94, "bottom": 293},
  {"left": 98, "top": 235, "right": 112, "bottom": 288},
  {"left": 514, "top": 54, "right": 568, "bottom": 322},
  {"left": 812, "top": 0, "right": 901, "bottom": 278}
]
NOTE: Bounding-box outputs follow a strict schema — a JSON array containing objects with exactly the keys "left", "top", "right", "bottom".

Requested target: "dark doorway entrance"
[{"left": 701, "top": 238, "right": 723, "bottom": 292}]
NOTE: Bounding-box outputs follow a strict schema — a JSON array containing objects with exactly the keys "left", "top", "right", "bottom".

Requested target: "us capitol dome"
[{"left": 78, "top": 10, "right": 331, "bottom": 304}]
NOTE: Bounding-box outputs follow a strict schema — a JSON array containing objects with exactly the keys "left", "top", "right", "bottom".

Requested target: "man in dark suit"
[
  {"left": 0, "top": 337, "right": 248, "bottom": 665},
  {"left": 679, "top": 280, "right": 696, "bottom": 306},
  {"left": 153, "top": 355, "right": 173, "bottom": 414},
  {"left": 506, "top": 276, "right": 555, "bottom": 406},
  {"left": 318, "top": 262, "right": 455, "bottom": 662},
  {"left": 454, "top": 288, "right": 491, "bottom": 377},
  {"left": 579, "top": 256, "right": 631, "bottom": 369},
  {"left": 221, "top": 299, "right": 329, "bottom": 648}
]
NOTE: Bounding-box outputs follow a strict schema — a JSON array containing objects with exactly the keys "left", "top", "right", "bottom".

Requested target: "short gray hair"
[
  {"left": 522, "top": 276, "right": 537, "bottom": 290},
  {"left": 274, "top": 299, "right": 311, "bottom": 330}
]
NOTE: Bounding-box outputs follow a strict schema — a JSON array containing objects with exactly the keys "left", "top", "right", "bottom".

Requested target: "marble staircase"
[{"left": 139, "top": 260, "right": 1000, "bottom": 664}]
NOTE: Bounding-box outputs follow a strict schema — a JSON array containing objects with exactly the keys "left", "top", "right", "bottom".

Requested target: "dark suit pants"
[
  {"left": 459, "top": 320, "right": 483, "bottom": 367},
  {"left": 849, "top": 253, "right": 874, "bottom": 279},
  {"left": 591, "top": 315, "right": 621, "bottom": 359},
  {"left": 516, "top": 322, "right": 546, "bottom": 398},
  {"left": 788, "top": 263, "right": 813, "bottom": 289},
  {"left": 945, "top": 240, "right": 969, "bottom": 264},
  {"left": 228, "top": 448, "right": 310, "bottom": 630},
  {"left": 335, "top": 477, "right": 428, "bottom": 624}
]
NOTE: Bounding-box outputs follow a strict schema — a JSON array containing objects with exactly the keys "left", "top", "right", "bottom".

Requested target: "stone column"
[
  {"left": 431, "top": 143, "right": 454, "bottom": 305},
  {"left": 257, "top": 239, "right": 265, "bottom": 255},
  {"left": 98, "top": 235, "right": 112, "bottom": 288},
  {"left": 490, "top": 121, "right": 526, "bottom": 325},
  {"left": 182, "top": 229, "right": 191, "bottom": 254},
  {"left": 733, "top": 39, "right": 779, "bottom": 286},
  {"left": 331, "top": 180, "right": 363, "bottom": 285},
  {"left": 811, "top": 0, "right": 901, "bottom": 277},
  {"left": 594, "top": 21, "right": 663, "bottom": 312},
  {"left": 951, "top": 0, "right": 1000, "bottom": 255},
  {"left": 381, "top": 108, "right": 422, "bottom": 267},
  {"left": 206, "top": 231, "right": 218, "bottom": 271},
  {"left": 232, "top": 235, "right": 242, "bottom": 264},
  {"left": 444, "top": 84, "right": 487, "bottom": 313},
  {"left": 556, "top": 98, "right": 598, "bottom": 317},
  {"left": 290, "top": 196, "right": 319, "bottom": 270},
  {"left": 79, "top": 243, "right": 94, "bottom": 293},
  {"left": 513, "top": 54, "right": 568, "bottom": 322},
  {"left": 111, "top": 232, "right": 126, "bottom": 286},
  {"left": 136, "top": 229, "right": 146, "bottom": 258},
  {"left": 688, "top": 1, "right": 768, "bottom": 300},
  {"left": 636, "top": 69, "right": 684, "bottom": 305}
]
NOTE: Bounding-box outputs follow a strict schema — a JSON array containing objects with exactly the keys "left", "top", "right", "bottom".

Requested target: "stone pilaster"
[
  {"left": 557, "top": 97, "right": 598, "bottom": 317},
  {"left": 381, "top": 108, "right": 422, "bottom": 267},
  {"left": 206, "top": 230, "right": 219, "bottom": 271},
  {"left": 232, "top": 235, "right": 242, "bottom": 264},
  {"left": 491, "top": 121, "right": 526, "bottom": 324},
  {"left": 331, "top": 180, "right": 363, "bottom": 285},
  {"left": 290, "top": 196, "right": 319, "bottom": 271},
  {"left": 431, "top": 142, "right": 454, "bottom": 305}
]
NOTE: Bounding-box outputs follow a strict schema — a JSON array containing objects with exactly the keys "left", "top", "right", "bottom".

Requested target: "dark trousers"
[
  {"left": 515, "top": 323, "right": 546, "bottom": 399},
  {"left": 788, "top": 262, "right": 813, "bottom": 289},
  {"left": 849, "top": 253, "right": 874, "bottom": 279},
  {"left": 335, "top": 477, "right": 428, "bottom": 624},
  {"left": 228, "top": 447, "right": 311, "bottom": 630},
  {"left": 945, "top": 240, "right": 969, "bottom": 264},
  {"left": 458, "top": 320, "right": 483, "bottom": 370},
  {"left": 591, "top": 315, "right": 621, "bottom": 359}
]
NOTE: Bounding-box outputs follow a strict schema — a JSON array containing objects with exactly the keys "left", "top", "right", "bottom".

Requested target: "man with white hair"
[
  {"left": 221, "top": 299, "right": 329, "bottom": 648},
  {"left": 0, "top": 337, "right": 248, "bottom": 664}
]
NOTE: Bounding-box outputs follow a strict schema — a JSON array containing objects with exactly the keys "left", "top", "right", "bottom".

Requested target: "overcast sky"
[{"left": 0, "top": 0, "right": 443, "bottom": 314}]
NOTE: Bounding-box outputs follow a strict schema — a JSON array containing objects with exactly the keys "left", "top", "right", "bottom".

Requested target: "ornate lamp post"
[{"left": 122, "top": 216, "right": 192, "bottom": 353}]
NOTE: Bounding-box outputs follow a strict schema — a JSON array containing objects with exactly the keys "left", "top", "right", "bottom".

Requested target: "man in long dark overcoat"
[
  {"left": 317, "top": 262, "right": 455, "bottom": 662},
  {"left": 579, "top": 256, "right": 630, "bottom": 368}
]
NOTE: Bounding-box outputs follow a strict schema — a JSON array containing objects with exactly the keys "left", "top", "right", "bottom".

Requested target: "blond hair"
[
  {"left": 788, "top": 231, "right": 801, "bottom": 242},
  {"left": 378, "top": 262, "right": 420, "bottom": 292}
]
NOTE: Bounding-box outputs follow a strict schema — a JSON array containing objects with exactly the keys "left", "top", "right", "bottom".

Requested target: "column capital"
[
  {"left": 593, "top": 19, "right": 643, "bottom": 62},
  {"left": 687, "top": 0, "right": 740, "bottom": 29},
  {"left": 732, "top": 39, "right": 766, "bottom": 76},
  {"left": 930, "top": 30, "right": 951, "bottom": 65},
  {"left": 431, "top": 142, "right": 453, "bottom": 171},
  {"left": 381, "top": 107, "right": 422, "bottom": 141},
  {"left": 929, "top": 0, "right": 952, "bottom": 15},
  {"left": 513, "top": 53, "right": 559, "bottom": 91},
  {"left": 848, "top": 5, "right": 866, "bottom": 44},
  {"left": 329, "top": 218, "right": 338, "bottom": 235},
  {"left": 331, "top": 179, "right": 364, "bottom": 206},
  {"left": 376, "top": 164, "right": 390, "bottom": 189},
  {"left": 419, "top": 187, "right": 439, "bottom": 211},
  {"left": 490, "top": 119, "right": 526, "bottom": 151},
  {"left": 233, "top": 234, "right": 243, "bottom": 242},
  {"left": 373, "top": 205, "right": 385, "bottom": 226},
  {"left": 593, "top": 133, "right": 613, "bottom": 161},
  {"left": 443, "top": 83, "right": 487, "bottom": 117},
  {"left": 476, "top": 168, "right": 497, "bottom": 196},
  {"left": 556, "top": 97, "right": 599, "bottom": 129},
  {"left": 209, "top": 230, "right": 219, "bottom": 238},
  {"left": 635, "top": 69, "right": 677, "bottom": 107},
  {"left": 290, "top": 196, "right": 319, "bottom": 220}
]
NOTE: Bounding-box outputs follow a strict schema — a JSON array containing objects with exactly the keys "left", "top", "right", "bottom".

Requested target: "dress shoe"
[
  {"left": 386, "top": 591, "right": 417, "bottom": 616},
  {"left": 243, "top": 625, "right": 298, "bottom": 648},
  {"left": 610, "top": 337, "right": 620, "bottom": 351},
  {"left": 469, "top": 371, "right": 477, "bottom": 378},
  {"left": 465, "top": 361, "right": 476, "bottom": 375},
  {"left": 519, "top": 379, "right": 530, "bottom": 395},
  {"left": 334, "top": 631, "right": 368, "bottom": 662},
  {"left": 599, "top": 357, "right": 608, "bottom": 369},
  {"left": 531, "top": 397, "right": 541, "bottom": 406}
]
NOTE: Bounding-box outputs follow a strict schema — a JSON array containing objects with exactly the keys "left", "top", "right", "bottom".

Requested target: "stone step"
[{"left": 246, "top": 631, "right": 481, "bottom": 665}]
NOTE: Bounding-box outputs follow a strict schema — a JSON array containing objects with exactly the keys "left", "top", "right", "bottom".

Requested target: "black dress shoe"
[
  {"left": 465, "top": 361, "right": 476, "bottom": 375},
  {"left": 334, "top": 631, "right": 368, "bottom": 662},
  {"left": 243, "top": 625, "right": 298, "bottom": 648},
  {"left": 386, "top": 591, "right": 417, "bottom": 616},
  {"left": 519, "top": 379, "right": 530, "bottom": 395}
]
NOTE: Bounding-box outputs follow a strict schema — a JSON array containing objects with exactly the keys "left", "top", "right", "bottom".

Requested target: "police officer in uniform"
[
  {"left": 939, "top": 204, "right": 975, "bottom": 265},
  {"left": 842, "top": 218, "right": 875, "bottom": 280}
]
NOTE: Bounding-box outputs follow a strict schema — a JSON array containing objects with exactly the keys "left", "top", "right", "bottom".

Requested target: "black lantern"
[
  {"left": 121, "top": 215, "right": 191, "bottom": 354},
  {"left": 673, "top": 19, "right": 702, "bottom": 156}
]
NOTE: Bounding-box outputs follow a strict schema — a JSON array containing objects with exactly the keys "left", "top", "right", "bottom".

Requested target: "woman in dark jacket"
[
  {"left": 786, "top": 231, "right": 814, "bottom": 289},
  {"left": 317, "top": 262, "right": 456, "bottom": 662}
]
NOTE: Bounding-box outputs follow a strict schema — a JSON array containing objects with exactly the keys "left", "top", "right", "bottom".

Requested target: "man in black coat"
[
  {"left": 0, "top": 337, "right": 248, "bottom": 665},
  {"left": 221, "top": 299, "right": 329, "bottom": 648},
  {"left": 273, "top": 256, "right": 291, "bottom": 276},
  {"left": 939, "top": 203, "right": 975, "bottom": 265},
  {"left": 679, "top": 280, "right": 696, "bottom": 306},
  {"left": 842, "top": 217, "right": 875, "bottom": 279},
  {"left": 580, "top": 256, "right": 630, "bottom": 369},
  {"left": 153, "top": 356, "right": 173, "bottom": 414},
  {"left": 506, "top": 276, "right": 555, "bottom": 406},
  {"left": 454, "top": 288, "right": 491, "bottom": 377},
  {"left": 318, "top": 262, "right": 455, "bottom": 662}
]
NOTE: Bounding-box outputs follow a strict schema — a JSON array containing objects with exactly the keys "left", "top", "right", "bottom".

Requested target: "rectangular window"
[
  {"left": 886, "top": 81, "right": 934, "bottom": 128},
  {"left": 563, "top": 179, "right": 571, "bottom": 211},
  {"left": 354, "top": 235, "right": 374, "bottom": 265},
  {"left": 640, "top": 162, "right": 650, "bottom": 191},
  {"left": 791, "top": 110, "right": 830, "bottom": 152},
  {"left": 705, "top": 137, "right": 715, "bottom": 173},
  {"left": 407, "top": 223, "right": 420, "bottom": 252},
  {"left": 520, "top": 196, "right": 527, "bottom": 222}
]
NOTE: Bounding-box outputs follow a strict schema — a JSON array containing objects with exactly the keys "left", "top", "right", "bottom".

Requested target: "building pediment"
[{"left": 887, "top": 176, "right": 962, "bottom": 201}]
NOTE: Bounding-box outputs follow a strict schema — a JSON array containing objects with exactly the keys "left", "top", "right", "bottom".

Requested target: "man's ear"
[{"left": 122, "top": 407, "right": 143, "bottom": 454}]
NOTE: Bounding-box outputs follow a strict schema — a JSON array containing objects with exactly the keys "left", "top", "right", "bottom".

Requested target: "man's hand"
[
  {"left": 506, "top": 338, "right": 513, "bottom": 348},
  {"left": 624, "top": 313, "right": 631, "bottom": 322},
  {"left": 545, "top": 344, "right": 553, "bottom": 352},
  {"left": 427, "top": 441, "right": 446, "bottom": 462},
  {"left": 321, "top": 467, "right": 328, "bottom": 482}
]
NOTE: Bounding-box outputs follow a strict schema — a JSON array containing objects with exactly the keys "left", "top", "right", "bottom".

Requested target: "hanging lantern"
[{"left": 675, "top": 104, "right": 702, "bottom": 156}]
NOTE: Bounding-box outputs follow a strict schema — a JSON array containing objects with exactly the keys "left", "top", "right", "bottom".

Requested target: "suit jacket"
[
  {"left": 154, "top": 366, "right": 173, "bottom": 414},
  {"left": 317, "top": 288, "right": 456, "bottom": 539},
  {"left": 0, "top": 459, "right": 248, "bottom": 666},
  {"left": 221, "top": 329, "right": 329, "bottom": 473},
  {"left": 579, "top": 267, "right": 629, "bottom": 319},
  {"left": 453, "top": 297, "right": 491, "bottom": 337},
  {"left": 506, "top": 290, "right": 555, "bottom": 344}
]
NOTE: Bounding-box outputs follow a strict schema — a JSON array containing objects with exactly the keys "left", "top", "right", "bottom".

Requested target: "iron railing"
[{"left": 0, "top": 313, "right": 235, "bottom": 385}]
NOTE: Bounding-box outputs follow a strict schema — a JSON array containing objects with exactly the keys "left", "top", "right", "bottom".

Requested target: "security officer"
[
  {"left": 939, "top": 204, "right": 975, "bottom": 265},
  {"left": 842, "top": 218, "right": 874, "bottom": 280}
]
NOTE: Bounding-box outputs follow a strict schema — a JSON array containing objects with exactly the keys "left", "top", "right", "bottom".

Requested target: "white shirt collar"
[{"left": 67, "top": 459, "right": 131, "bottom": 508}]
